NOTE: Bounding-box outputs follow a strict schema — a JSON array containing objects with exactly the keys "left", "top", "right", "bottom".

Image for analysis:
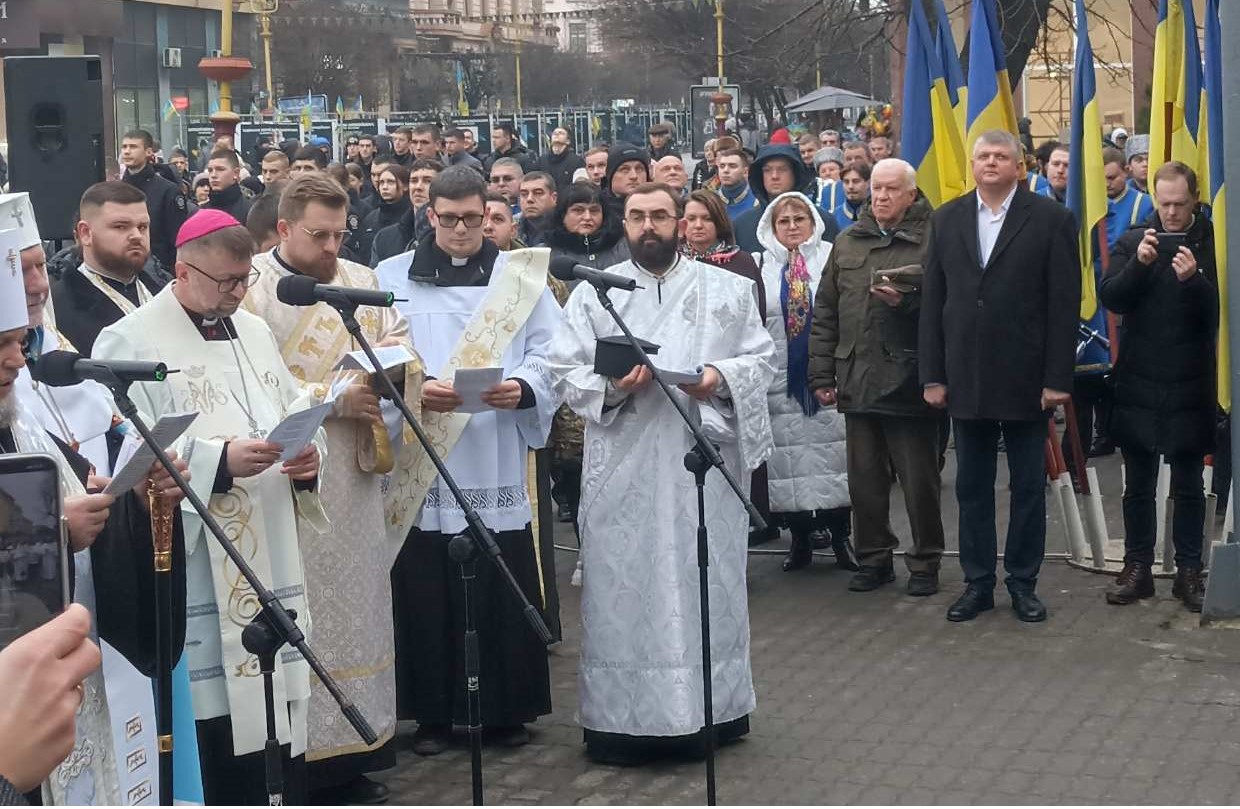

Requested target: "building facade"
[{"left": 542, "top": 0, "right": 604, "bottom": 54}]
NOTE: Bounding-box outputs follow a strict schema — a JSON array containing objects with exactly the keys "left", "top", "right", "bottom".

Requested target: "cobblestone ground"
[{"left": 378, "top": 452, "right": 1240, "bottom": 805}]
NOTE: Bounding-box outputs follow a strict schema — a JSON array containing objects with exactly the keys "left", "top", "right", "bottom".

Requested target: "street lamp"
[
  {"left": 252, "top": 0, "right": 279, "bottom": 115},
  {"left": 198, "top": 0, "right": 254, "bottom": 141}
]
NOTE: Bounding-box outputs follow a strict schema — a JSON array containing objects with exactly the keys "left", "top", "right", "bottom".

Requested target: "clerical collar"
[
  {"left": 179, "top": 302, "right": 237, "bottom": 341},
  {"left": 271, "top": 247, "right": 302, "bottom": 276},
  {"left": 408, "top": 232, "right": 500, "bottom": 287}
]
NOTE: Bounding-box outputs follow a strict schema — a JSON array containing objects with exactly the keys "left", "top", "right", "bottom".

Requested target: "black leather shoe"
[
  {"left": 782, "top": 532, "right": 813, "bottom": 572},
  {"left": 411, "top": 723, "right": 451, "bottom": 756},
  {"left": 848, "top": 565, "right": 895, "bottom": 591},
  {"left": 344, "top": 776, "right": 390, "bottom": 805},
  {"left": 809, "top": 528, "right": 831, "bottom": 550},
  {"left": 486, "top": 724, "right": 531, "bottom": 747},
  {"left": 556, "top": 503, "right": 574, "bottom": 523},
  {"left": 946, "top": 586, "right": 994, "bottom": 622},
  {"left": 907, "top": 570, "right": 939, "bottom": 597},
  {"left": 1088, "top": 440, "right": 1115, "bottom": 458},
  {"left": 831, "top": 533, "right": 860, "bottom": 571},
  {"left": 1106, "top": 561, "right": 1155, "bottom": 605},
  {"left": 1010, "top": 590, "right": 1048, "bottom": 622},
  {"left": 1172, "top": 565, "right": 1206, "bottom": 613}
]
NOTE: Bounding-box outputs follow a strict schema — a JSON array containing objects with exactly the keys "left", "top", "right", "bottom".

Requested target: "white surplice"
[
  {"left": 375, "top": 250, "right": 561, "bottom": 534},
  {"left": 93, "top": 285, "right": 328, "bottom": 758},
  {"left": 548, "top": 256, "right": 775, "bottom": 738}
]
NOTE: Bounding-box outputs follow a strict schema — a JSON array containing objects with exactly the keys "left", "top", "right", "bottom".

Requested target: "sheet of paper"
[
  {"left": 334, "top": 345, "right": 415, "bottom": 373},
  {"left": 658, "top": 365, "right": 705, "bottom": 385},
  {"left": 104, "top": 412, "right": 199, "bottom": 495},
  {"left": 453, "top": 366, "right": 504, "bottom": 414},
  {"left": 266, "top": 403, "right": 332, "bottom": 462}
]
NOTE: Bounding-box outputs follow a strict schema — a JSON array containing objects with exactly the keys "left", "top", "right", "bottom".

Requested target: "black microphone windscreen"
[
  {"left": 30, "top": 350, "right": 82, "bottom": 387},
  {"left": 548, "top": 255, "right": 579, "bottom": 281},
  {"left": 275, "top": 273, "right": 319, "bottom": 306}
]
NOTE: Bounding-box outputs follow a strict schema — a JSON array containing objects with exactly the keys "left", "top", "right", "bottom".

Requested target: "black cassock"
[{"left": 49, "top": 264, "right": 167, "bottom": 356}]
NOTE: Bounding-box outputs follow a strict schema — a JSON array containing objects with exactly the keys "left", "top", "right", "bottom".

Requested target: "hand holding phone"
[{"left": 0, "top": 454, "right": 70, "bottom": 654}]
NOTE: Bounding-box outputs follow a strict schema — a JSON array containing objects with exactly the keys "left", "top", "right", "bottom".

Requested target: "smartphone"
[
  {"left": 0, "top": 453, "right": 68, "bottom": 653},
  {"left": 1154, "top": 232, "right": 1188, "bottom": 256}
]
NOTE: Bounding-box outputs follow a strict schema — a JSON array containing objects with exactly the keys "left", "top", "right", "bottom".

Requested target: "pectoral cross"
[{"left": 9, "top": 206, "right": 23, "bottom": 229}]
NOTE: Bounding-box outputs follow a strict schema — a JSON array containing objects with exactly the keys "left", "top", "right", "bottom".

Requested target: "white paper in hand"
[
  {"left": 453, "top": 367, "right": 504, "bottom": 414},
  {"left": 334, "top": 345, "right": 415, "bottom": 373},
  {"left": 266, "top": 403, "right": 332, "bottom": 461},
  {"left": 104, "top": 412, "right": 199, "bottom": 495},
  {"left": 658, "top": 365, "right": 705, "bottom": 385}
]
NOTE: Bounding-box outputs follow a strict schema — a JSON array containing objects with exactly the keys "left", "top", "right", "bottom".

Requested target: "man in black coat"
[
  {"left": 202, "top": 148, "right": 252, "bottom": 225},
  {"left": 120, "top": 129, "right": 190, "bottom": 272},
  {"left": 1099, "top": 161, "right": 1217, "bottom": 612},
  {"left": 919, "top": 129, "right": 1079, "bottom": 623},
  {"left": 537, "top": 126, "right": 585, "bottom": 191}
]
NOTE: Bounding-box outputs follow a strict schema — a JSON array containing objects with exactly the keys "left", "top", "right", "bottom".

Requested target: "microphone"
[
  {"left": 549, "top": 256, "right": 639, "bottom": 292},
  {"left": 276, "top": 273, "right": 395, "bottom": 309},
  {"left": 33, "top": 351, "right": 172, "bottom": 387}
]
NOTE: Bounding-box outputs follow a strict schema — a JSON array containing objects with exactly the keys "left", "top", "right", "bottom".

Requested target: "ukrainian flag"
[
  {"left": 1174, "top": 0, "right": 1205, "bottom": 188},
  {"left": 964, "top": 0, "right": 1019, "bottom": 158},
  {"left": 1149, "top": 0, "right": 1184, "bottom": 166},
  {"left": 162, "top": 97, "right": 177, "bottom": 122},
  {"left": 335, "top": 95, "right": 345, "bottom": 119},
  {"left": 1066, "top": 0, "right": 1107, "bottom": 321},
  {"left": 901, "top": 0, "right": 966, "bottom": 208},
  {"left": 1203, "top": 0, "right": 1228, "bottom": 410},
  {"left": 933, "top": 0, "right": 967, "bottom": 134}
]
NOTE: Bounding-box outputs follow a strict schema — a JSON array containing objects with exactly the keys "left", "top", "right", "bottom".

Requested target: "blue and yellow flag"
[
  {"left": 1149, "top": 0, "right": 1184, "bottom": 166},
  {"left": 964, "top": 0, "right": 1019, "bottom": 160},
  {"left": 335, "top": 95, "right": 345, "bottom": 119},
  {"left": 162, "top": 97, "right": 177, "bottom": 122},
  {"left": 900, "top": 0, "right": 966, "bottom": 208},
  {"left": 1066, "top": 0, "right": 1107, "bottom": 321},
  {"left": 932, "top": 0, "right": 967, "bottom": 134},
  {"left": 1203, "top": 0, "right": 1228, "bottom": 410},
  {"left": 1177, "top": 0, "right": 1206, "bottom": 198}
]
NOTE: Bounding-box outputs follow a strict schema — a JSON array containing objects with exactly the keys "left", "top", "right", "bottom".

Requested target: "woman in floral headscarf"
[{"left": 754, "top": 191, "right": 856, "bottom": 572}]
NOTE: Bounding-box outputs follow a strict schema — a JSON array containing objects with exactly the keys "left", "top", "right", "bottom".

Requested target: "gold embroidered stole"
[{"left": 247, "top": 253, "right": 426, "bottom": 543}]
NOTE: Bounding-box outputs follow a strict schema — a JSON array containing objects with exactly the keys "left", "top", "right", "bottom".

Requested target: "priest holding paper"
[
  {"left": 93, "top": 210, "right": 327, "bottom": 805},
  {"left": 548, "top": 182, "right": 775, "bottom": 764},
  {"left": 244, "top": 173, "right": 424, "bottom": 805},
  {"left": 375, "top": 166, "right": 560, "bottom": 755}
]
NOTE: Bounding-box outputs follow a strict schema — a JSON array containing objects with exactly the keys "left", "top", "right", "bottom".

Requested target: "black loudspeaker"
[{"left": 5, "top": 56, "right": 106, "bottom": 242}]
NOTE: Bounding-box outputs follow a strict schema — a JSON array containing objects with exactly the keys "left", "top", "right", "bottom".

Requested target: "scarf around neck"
[{"left": 780, "top": 248, "right": 818, "bottom": 416}]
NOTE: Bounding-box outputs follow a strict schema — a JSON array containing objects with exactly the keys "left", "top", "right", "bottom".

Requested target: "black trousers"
[
  {"left": 1120, "top": 447, "right": 1205, "bottom": 568},
  {"left": 953, "top": 418, "right": 1047, "bottom": 593}
]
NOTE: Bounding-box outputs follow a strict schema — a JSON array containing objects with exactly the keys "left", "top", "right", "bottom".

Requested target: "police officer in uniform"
[{"left": 120, "top": 129, "right": 191, "bottom": 271}]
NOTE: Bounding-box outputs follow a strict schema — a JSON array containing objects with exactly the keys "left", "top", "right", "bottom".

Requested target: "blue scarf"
[{"left": 779, "top": 250, "right": 818, "bottom": 416}]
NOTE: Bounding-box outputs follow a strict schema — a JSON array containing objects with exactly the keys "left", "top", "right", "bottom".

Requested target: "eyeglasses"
[
  {"left": 774, "top": 216, "right": 811, "bottom": 228},
  {"left": 434, "top": 212, "right": 485, "bottom": 229},
  {"left": 490, "top": 175, "right": 518, "bottom": 184},
  {"left": 624, "top": 210, "right": 676, "bottom": 226},
  {"left": 300, "top": 225, "right": 350, "bottom": 243},
  {"left": 184, "top": 260, "right": 260, "bottom": 293}
]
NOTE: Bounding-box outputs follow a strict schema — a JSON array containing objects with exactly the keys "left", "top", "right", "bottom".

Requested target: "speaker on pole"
[{"left": 4, "top": 56, "right": 106, "bottom": 242}]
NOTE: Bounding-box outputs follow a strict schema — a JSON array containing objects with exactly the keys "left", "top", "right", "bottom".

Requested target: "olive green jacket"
[{"left": 808, "top": 196, "right": 936, "bottom": 417}]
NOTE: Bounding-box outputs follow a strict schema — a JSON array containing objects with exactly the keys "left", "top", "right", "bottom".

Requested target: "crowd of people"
[{"left": 0, "top": 111, "right": 1223, "bottom": 805}]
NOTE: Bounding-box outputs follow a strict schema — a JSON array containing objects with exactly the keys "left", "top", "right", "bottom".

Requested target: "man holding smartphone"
[{"left": 1099, "top": 161, "right": 1218, "bottom": 612}]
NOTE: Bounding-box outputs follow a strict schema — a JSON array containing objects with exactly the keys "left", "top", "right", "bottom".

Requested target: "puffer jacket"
[
  {"left": 808, "top": 195, "right": 937, "bottom": 417},
  {"left": 754, "top": 191, "right": 848, "bottom": 513},
  {"left": 544, "top": 209, "right": 631, "bottom": 271}
]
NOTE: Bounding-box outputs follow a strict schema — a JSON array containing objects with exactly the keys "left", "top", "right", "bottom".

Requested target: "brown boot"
[
  {"left": 1172, "top": 565, "right": 1206, "bottom": 613},
  {"left": 1105, "top": 561, "right": 1155, "bottom": 605}
]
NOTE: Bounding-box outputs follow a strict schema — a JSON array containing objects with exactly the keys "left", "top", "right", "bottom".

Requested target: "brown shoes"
[
  {"left": 1106, "top": 561, "right": 1155, "bottom": 605},
  {"left": 1172, "top": 565, "right": 1206, "bottom": 613}
]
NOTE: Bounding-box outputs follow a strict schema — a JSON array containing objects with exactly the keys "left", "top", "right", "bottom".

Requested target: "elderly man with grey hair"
[{"left": 809, "top": 158, "right": 946, "bottom": 597}]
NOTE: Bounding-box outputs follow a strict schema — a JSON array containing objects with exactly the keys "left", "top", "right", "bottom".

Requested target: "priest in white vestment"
[
  {"left": 93, "top": 210, "right": 327, "bottom": 805},
  {"left": 242, "top": 174, "right": 424, "bottom": 805},
  {"left": 375, "top": 166, "right": 560, "bottom": 755},
  {"left": 548, "top": 183, "right": 775, "bottom": 765}
]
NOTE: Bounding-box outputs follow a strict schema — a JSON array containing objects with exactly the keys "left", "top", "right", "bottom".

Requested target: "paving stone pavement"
[{"left": 377, "top": 451, "right": 1240, "bottom": 805}]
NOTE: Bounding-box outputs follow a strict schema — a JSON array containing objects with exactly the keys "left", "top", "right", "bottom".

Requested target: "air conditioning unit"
[
  {"left": 161, "top": 47, "right": 182, "bottom": 68},
  {"left": 206, "top": 49, "right": 223, "bottom": 58}
]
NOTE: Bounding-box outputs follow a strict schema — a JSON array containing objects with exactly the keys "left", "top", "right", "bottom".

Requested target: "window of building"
[{"left": 568, "top": 22, "right": 587, "bottom": 53}]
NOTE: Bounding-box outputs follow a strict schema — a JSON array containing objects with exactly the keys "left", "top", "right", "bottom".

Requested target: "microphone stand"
[
  {"left": 318, "top": 293, "right": 553, "bottom": 807},
  {"left": 587, "top": 274, "right": 768, "bottom": 807},
  {"left": 101, "top": 376, "right": 378, "bottom": 805}
]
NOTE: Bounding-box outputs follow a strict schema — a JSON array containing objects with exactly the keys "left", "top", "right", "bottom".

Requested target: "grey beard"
[{"left": 0, "top": 394, "right": 16, "bottom": 428}]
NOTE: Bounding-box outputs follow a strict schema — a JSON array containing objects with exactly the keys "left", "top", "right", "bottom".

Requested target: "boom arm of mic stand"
[
  {"left": 331, "top": 301, "right": 554, "bottom": 646},
  {"left": 107, "top": 381, "right": 378, "bottom": 746},
  {"left": 589, "top": 281, "right": 768, "bottom": 531}
]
